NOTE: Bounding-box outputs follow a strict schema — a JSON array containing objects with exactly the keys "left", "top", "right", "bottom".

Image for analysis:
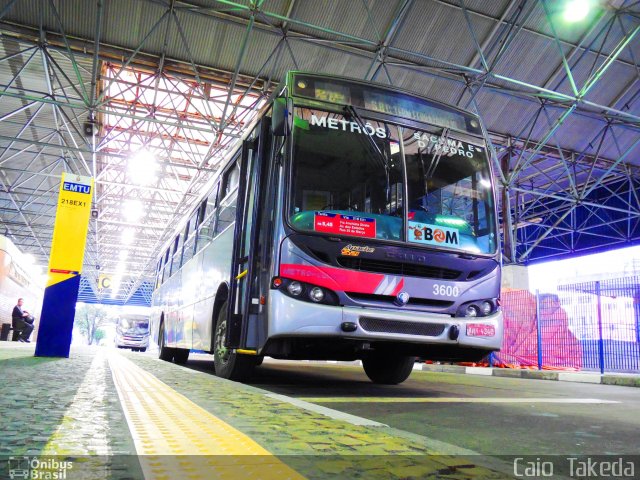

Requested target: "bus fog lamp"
[
  {"left": 287, "top": 281, "right": 303, "bottom": 296},
  {"left": 465, "top": 305, "right": 479, "bottom": 317},
  {"left": 309, "top": 287, "right": 324, "bottom": 302},
  {"left": 481, "top": 301, "right": 492, "bottom": 315}
]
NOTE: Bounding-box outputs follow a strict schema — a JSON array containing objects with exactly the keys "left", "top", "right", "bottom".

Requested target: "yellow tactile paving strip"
[{"left": 108, "top": 352, "right": 305, "bottom": 480}]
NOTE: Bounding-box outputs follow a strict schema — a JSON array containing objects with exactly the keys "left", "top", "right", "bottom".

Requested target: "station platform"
[{"left": 0, "top": 343, "right": 515, "bottom": 480}]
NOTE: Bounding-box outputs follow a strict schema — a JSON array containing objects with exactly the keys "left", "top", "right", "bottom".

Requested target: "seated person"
[{"left": 12, "top": 298, "right": 35, "bottom": 343}]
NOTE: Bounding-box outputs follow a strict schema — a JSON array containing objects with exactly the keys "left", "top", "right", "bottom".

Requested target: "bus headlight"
[
  {"left": 457, "top": 299, "right": 498, "bottom": 318},
  {"left": 287, "top": 281, "right": 303, "bottom": 296},
  {"left": 465, "top": 305, "right": 479, "bottom": 317},
  {"left": 272, "top": 277, "right": 339, "bottom": 306},
  {"left": 481, "top": 301, "right": 492, "bottom": 316},
  {"left": 309, "top": 287, "right": 324, "bottom": 302}
]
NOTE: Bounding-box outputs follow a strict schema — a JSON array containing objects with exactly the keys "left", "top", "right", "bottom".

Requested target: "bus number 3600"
[{"left": 433, "top": 284, "right": 460, "bottom": 297}]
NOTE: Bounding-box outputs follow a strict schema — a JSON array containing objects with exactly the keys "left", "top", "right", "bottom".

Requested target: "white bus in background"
[
  {"left": 115, "top": 314, "right": 150, "bottom": 352},
  {"left": 0, "top": 235, "right": 44, "bottom": 338}
]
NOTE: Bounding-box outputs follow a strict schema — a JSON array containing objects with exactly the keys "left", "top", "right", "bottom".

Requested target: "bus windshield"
[{"left": 288, "top": 107, "right": 497, "bottom": 255}]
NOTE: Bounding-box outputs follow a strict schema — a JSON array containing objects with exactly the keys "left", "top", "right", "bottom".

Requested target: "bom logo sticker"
[
  {"left": 408, "top": 222, "right": 459, "bottom": 247},
  {"left": 433, "top": 229, "right": 446, "bottom": 242}
]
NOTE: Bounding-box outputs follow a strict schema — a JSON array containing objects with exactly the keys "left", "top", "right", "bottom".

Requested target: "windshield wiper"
[
  {"left": 423, "top": 127, "right": 449, "bottom": 180},
  {"left": 343, "top": 105, "right": 390, "bottom": 172}
]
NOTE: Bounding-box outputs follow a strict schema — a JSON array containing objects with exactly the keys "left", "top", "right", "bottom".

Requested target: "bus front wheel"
[
  {"left": 158, "top": 322, "right": 175, "bottom": 362},
  {"left": 213, "top": 300, "right": 256, "bottom": 381},
  {"left": 362, "top": 353, "right": 416, "bottom": 385},
  {"left": 174, "top": 348, "right": 189, "bottom": 365}
]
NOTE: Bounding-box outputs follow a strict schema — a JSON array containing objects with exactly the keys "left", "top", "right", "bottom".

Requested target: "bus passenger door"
[{"left": 226, "top": 121, "right": 271, "bottom": 351}]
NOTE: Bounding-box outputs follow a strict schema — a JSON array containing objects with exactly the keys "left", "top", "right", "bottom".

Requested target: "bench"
[{"left": 1, "top": 322, "right": 25, "bottom": 341}]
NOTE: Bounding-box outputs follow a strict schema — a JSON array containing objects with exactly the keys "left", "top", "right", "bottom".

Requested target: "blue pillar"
[
  {"left": 595, "top": 281, "right": 605, "bottom": 375},
  {"left": 536, "top": 289, "right": 543, "bottom": 370}
]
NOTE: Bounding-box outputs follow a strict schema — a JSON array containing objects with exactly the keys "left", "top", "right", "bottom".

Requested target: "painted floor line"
[
  {"left": 108, "top": 352, "right": 305, "bottom": 480},
  {"left": 298, "top": 397, "right": 620, "bottom": 404},
  {"left": 42, "top": 350, "right": 111, "bottom": 456},
  {"left": 264, "top": 393, "right": 388, "bottom": 427}
]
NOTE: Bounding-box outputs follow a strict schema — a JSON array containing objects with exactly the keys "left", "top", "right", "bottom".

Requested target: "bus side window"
[
  {"left": 161, "top": 247, "right": 171, "bottom": 283},
  {"left": 182, "top": 212, "right": 198, "bottom": 265},
  {"left": 169, "top": 234, "right": 182, "bottom": 277},
  {"left": 155, "top": 259, "right": 162, "bottom": 289},
  {"left": 196, "top": 193, "right": 215, "bottom": 252},
  {"left": 215, "top": 160, "right": 240, "bottom": 235}
]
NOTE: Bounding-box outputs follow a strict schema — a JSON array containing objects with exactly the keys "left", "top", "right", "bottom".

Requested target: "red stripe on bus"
[
  {"left": 391, "top": 278, "right": 405, "bottom": 296},
  {"left": 279, "top": 263, "right": 385, "bottom": 294}
]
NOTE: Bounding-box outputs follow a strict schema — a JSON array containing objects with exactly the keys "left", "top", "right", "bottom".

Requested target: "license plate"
[{"left": 466, "top": 323, "right": 495, "bottom": 337}]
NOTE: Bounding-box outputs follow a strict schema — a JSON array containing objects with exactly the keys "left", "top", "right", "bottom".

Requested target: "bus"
[
  {"left": 115, "top": 314, "right": 150, "bottom": 352},
  {"left": 150, "top": 72, "right": 502, "bottom": 384}
]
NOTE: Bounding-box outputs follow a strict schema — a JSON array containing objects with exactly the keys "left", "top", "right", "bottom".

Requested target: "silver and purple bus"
[{"left": 150, "top": 72, "right": 502, "bottom": 384}]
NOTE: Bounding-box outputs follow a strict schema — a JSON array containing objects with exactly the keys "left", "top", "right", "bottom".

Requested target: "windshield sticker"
[
  {"left": 310, "top": 114, "right": 387, "bottom": 138},
  {"left": 414, "top": 133, "right": 482, "bottom": 158},
  {"left": 408, "top": 221, "right": 459, "bottom": 247},
  {"left": 315, "top": 212, "right": 376, "bottom": 238},
  {"left": 341, "top": 244, "right": 375, "bottom": 256}
]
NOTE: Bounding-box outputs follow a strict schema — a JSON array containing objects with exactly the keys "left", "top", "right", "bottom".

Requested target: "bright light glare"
[
  {"left": 124, "top": 200, "right": 144, "bottom": 222},
  {"left": 119, "top": 250, "right": 128, "bottom": 261},
  {"left": 480, "top": 179, "right": 492, "bottom": 189},
  {"left": 128, "top": 149, "right": 158, "bottom": 185},
  {"left": 110, "top": 276, "right": 121, "bottom": 297},
  {"left": 563, "top": 0, "right": 592, "bottom": 22},
  {"left": 121, "top": 229, "right": 135, "bottom": 245},
  {"left": 23, "top": 253, "right": 35, "bottom": 265}
]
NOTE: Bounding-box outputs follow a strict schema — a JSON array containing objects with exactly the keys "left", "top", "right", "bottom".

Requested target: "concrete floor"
[
  {"left": 5, "top": 342, "right": 636, "bottom": 479},
  {"left": 185, "top": 355, "right": 640, "bottom": 457}
]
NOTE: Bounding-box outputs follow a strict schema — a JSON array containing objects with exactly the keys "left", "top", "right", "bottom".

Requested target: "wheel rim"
[{"left": 215, "top": 310, "right": 230, "bottom": 365}]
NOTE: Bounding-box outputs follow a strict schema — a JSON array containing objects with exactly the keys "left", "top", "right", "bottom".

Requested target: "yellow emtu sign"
[{"left": 35, "top": 172, "right": 94, "bottom": 357}]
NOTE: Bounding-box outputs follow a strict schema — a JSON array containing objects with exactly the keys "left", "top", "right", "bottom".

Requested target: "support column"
[
  {"left": 501, "top": 138, "right": 516, "bottom": 263},
  {"left": 35, "top": 173, "right": 93, "bottom": 358}
]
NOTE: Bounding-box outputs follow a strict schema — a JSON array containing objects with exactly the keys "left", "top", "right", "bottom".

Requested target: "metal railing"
[{"left": 494, "top": 276, "right": 640, "bottom": 373}]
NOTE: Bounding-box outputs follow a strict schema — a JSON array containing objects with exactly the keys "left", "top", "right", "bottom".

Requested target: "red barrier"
[{"left": 492, "top": 290, "right": 582, "bottom": 370}]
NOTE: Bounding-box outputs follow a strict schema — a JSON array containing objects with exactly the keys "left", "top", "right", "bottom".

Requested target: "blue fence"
[{"left": 557, "top": 276, "right": 640, "bottom": 374}]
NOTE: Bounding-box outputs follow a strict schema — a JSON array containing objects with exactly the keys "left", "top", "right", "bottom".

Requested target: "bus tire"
[
  {"left": 362, "top": 353, "right": 416, "bottom": 385},
  {"left": 213, "top": 299, "right": 255, "bottom": 381},
  {"left": 158, "top": 322, "right": 175, "bottom": 362},
  {"left": 174, "top": 348, "right": 190, "bottom": 365}
]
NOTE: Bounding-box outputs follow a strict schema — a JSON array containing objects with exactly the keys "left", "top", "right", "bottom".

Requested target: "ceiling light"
[
  {"left": 123, "top": 200, "right": 144, "bottom": 222},
  {"left": 121, "top": 229, "right": 135, "bottom": 245},
  {"left": 128, "top": 149, "right": 158, "bottom": 185},
  {"left": 563, "top": 0, "right": 592, "bottom": 22}
]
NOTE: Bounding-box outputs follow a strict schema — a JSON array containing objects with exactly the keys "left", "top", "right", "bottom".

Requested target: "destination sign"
[{"left": 291, "top": 73, "right": 481, "bottom": 135}]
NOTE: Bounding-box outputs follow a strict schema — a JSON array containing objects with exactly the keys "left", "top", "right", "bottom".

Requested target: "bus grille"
[
  {"left": 359, "top": 317, "right": 446, "bottom": 337},
  {"left": 337, "top": 257, "right": 461, "bottom": 280},
  {"left": 346, "top": 292, "right": 453, "bottom": 308}
]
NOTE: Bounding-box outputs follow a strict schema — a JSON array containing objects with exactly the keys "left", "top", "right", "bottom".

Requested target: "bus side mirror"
[{"left": 272, "top": 97, "right": 293, "bottom": 136}]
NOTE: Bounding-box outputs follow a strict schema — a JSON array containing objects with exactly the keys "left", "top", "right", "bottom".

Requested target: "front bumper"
[
  {"left": 115, "top": 336, "right": 149, "bottom": 348},
  {"left": 268, "top": 290, "right": 503, "bottom": 351}
]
